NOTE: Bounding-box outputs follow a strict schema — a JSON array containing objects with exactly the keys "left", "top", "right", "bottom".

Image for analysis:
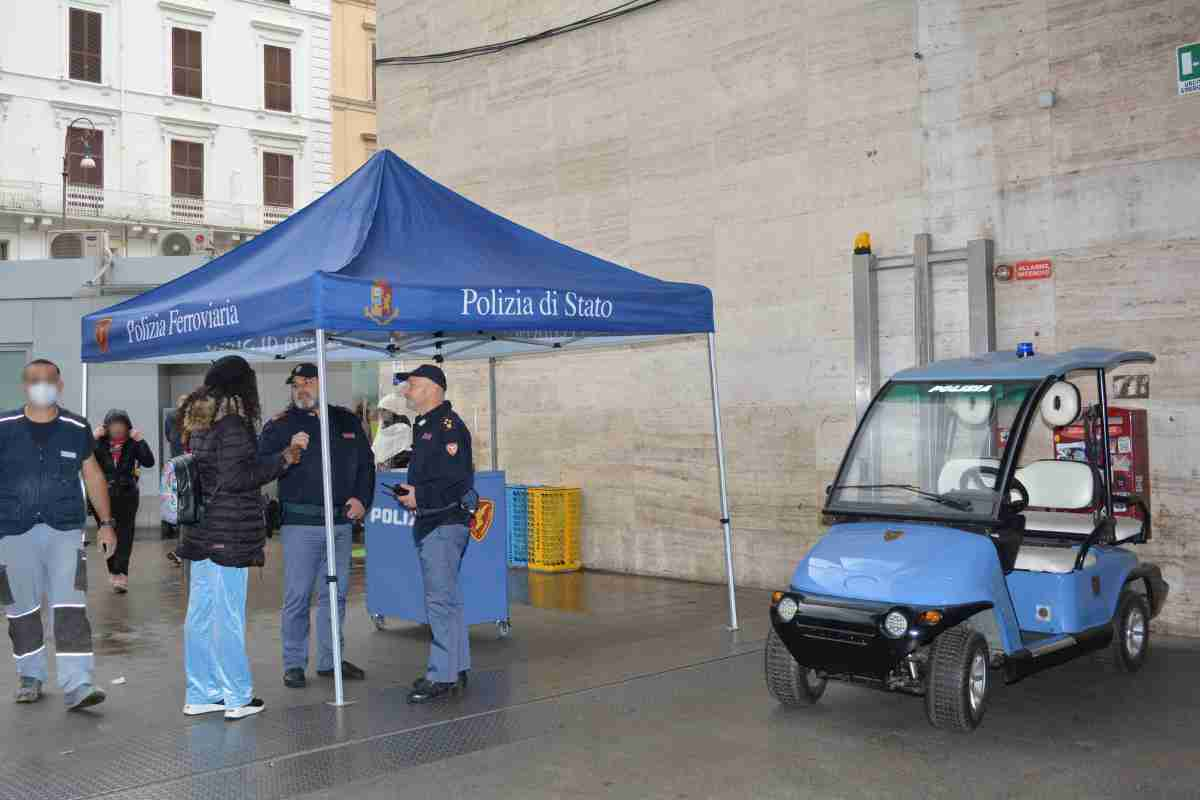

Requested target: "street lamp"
[{"left": 62, "top": 116, "right": 98, "bottom": 224}]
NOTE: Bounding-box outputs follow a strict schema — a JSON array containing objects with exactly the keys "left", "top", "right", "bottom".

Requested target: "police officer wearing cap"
[
  {"left": 259, "top": 363, "right": 376, "bottom": 689},
  {"left": 394, "top": 365, "right": 475, "bottom": 704}
]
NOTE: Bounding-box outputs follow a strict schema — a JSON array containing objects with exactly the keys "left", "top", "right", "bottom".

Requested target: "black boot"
[
  {"left": 283, "top": 668, "right": 306, "bottom": 689},
  {"left": 407, "top": 678, "right": 460, "bottom": 704},
  {"left": 412, "top": 670, "right": 468, "bottom": 689}
]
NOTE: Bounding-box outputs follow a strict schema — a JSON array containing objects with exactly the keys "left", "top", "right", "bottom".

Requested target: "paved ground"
[{"left": 0, "top": 534, "right": 1196, "bottom": 799}]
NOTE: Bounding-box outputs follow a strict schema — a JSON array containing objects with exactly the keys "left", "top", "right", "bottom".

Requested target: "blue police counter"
[{"left": 365, "top": 470, "right": 511, "bottom": 637}]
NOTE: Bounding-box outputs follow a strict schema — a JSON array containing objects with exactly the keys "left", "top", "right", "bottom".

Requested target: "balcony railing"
[
  {"left": 263, "top": 204, "right": 292, "bottom": 227},
  {"left": 170, "top": 194, "right": 205, "bottom": 225},
  {"left": 0, "top": 179, "right": 293, "bottom": 231}
]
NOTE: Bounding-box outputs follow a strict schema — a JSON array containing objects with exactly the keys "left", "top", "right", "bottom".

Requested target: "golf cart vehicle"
[{"left": 766, "top": 347, "right": 1169, "bottom": 732}]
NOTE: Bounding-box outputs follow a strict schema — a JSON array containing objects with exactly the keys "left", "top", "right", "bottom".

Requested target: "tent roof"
[
  {"left": 82, "top": 151, "right": 714, "bottom": 364},
  {"left": 891, "top": 348, "right": 1156, "bottom": 382}
]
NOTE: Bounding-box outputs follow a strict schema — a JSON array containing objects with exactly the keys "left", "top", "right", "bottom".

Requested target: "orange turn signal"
[
  {"left": 917, "top": 610, "right": 943, "bottom": 626},
  {"left": 771, "top": 591, "right": 785, "bottom": 605}
]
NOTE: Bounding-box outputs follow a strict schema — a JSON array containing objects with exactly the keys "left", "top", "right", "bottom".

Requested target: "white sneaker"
[
  {"left": 183, "top": 699, "right": 225, "bottom": 716},
  {"left": 225, "top": 698, "right": 265, "bottom": 720}
]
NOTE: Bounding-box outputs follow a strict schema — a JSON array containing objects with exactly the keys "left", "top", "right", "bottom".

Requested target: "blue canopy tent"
[{"left": 80, "top": 151, "right": 737, "bottom": 703}]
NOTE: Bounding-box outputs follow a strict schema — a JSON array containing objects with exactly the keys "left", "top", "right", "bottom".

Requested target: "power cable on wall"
[{"left": 376, "top": 0, "right": 670, "bottom": 66}]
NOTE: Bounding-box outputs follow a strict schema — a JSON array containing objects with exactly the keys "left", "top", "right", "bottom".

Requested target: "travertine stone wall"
[{"left": 378, "top": 0, "right": 1200, "bottom": 634}]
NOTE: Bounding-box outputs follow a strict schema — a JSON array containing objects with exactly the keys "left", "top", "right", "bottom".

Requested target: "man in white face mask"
[{"left": 0, "top": 359, "right": 116, "bottom": 709}]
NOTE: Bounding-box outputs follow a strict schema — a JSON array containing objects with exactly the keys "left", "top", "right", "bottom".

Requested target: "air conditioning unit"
[
  {"left": 158, "top": 228, "right": 213, "bottom": 256},
  {"left": 49, "top": 230, "right": 110, "bottom": 259}
]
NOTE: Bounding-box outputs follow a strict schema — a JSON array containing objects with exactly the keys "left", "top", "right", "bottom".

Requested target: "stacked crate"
[
  {"left": 505, "top": 485, "right": 531, "bottom": 567},
  {"left": 527, "top": 487, "right": 582, "bottom": 573}
]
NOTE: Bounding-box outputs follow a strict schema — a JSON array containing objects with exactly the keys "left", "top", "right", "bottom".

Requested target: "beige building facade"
[
  {"left": 377, "top": 1, "right": 1200, "bottom": 635},
  {"left": 331, "top": 0, "right": 377, "bottom": 181}
]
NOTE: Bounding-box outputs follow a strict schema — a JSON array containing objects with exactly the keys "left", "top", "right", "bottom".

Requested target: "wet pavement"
[{"left": 0, "top": 534, "right": 1196, "bottom": 799}]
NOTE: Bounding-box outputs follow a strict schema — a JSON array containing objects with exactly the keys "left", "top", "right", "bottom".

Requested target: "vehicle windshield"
[{"left": 828, "top": 380, "right": 1040, "bottom": 520}]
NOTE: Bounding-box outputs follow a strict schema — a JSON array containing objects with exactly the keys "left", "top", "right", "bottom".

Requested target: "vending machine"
[{"left": 1054, "top": 406, "right": 1150, "bottom": 518}]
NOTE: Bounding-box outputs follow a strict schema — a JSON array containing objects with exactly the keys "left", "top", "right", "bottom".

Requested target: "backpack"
[{"left": 161, "top": 453, "right": 203, "bottom": 526}]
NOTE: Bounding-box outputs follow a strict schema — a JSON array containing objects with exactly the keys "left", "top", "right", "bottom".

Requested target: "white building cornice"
[
  {"left": 234, "top": 0, "right": 330, "bottom": 22},
  {"left": 50, "top": 100, "right": 119, "bottom": 130},
  {"left": 250, "top": 127, "right": 307, "bottom": 157},
  {"left": 157, "top": 1, "right": 215, "bottom": 20},
  {"left": 158, "top": 115, "right": 220, "bottom": 143},
  {"left": 250, "top": 18, "right": 304, "bottom": 39}
]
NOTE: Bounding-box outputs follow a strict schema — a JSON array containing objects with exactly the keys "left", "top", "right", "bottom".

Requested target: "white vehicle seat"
[
  {"left": 1014, "top": 460, "right": 1105, "bottom": 573},
  {"left": 1014, "top": 546, "right": 1097, "bottom": 573},
  {"left": 937, "top": 458, "right": 1001, "bottom": 496}
]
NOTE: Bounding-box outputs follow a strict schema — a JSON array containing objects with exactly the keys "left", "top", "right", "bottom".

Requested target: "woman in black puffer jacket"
[{"left": 178, "top": 356, "right": 302, "bottom": 721}]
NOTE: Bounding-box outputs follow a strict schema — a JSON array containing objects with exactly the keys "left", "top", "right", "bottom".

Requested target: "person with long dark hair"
[
  {"left": 178, "top": 356, "right": 303, "bottom": 721},
  {"left": 92, "top": 409, "right": 154, "bottom": 593}
]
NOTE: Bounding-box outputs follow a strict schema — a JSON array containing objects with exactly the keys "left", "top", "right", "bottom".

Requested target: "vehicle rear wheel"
[
  {"left": 924, "top": 625, "right": 990, "bottom": 732},
  {"left": 1111, "top": 589, "right": 1150, "bottom": 673},
  {"left": 765, "top": 626, "right": 826, "bottom": 706}
]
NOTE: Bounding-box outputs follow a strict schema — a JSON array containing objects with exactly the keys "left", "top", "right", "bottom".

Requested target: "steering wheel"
[{"left": 959, "top": 465, "right": 1030, "bottom": 513}]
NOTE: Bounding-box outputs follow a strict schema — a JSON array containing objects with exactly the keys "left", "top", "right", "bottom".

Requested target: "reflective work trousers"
[{"left": 0, "top": 524, "right": 94, "bottom": 697}]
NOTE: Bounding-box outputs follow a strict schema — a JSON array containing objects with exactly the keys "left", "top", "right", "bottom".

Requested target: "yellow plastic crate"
[{"left": 527, "top": 487, "right": 582, "bottom": 573}]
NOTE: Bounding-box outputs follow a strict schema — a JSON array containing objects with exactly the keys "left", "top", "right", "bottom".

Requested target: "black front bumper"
[{"left": 771, "top": 592, "right": 991, "bottom": 683}]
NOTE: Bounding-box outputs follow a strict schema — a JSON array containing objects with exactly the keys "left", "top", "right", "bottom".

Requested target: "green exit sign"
[{"left": 1180, "top": 43, "right": 1200, "bottom": 96}]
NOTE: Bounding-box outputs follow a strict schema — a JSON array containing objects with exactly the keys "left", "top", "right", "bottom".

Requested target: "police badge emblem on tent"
[
  {"left": 364, "top": 279, "right": 400, "bottom": 324},
  {"left": 94, "top": 317, "right": 114, "bottom": 353}
]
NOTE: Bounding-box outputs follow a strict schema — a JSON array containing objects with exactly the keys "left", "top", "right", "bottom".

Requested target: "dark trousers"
[{"left": 106, "top": 494, "right": 139, "bottom": 576}]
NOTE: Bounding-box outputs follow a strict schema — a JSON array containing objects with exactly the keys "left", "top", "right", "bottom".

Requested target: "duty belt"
[{"left": 281, "top": 502, "right": 350, "bottom": 526}]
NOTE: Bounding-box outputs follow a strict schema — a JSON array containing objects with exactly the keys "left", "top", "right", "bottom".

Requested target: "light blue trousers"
[
  {"left": 417, "top": 524, "right": 471, "bottom": 683},
  {"left": 0, "top": 524, "right": 94, "bottom": 699},
  {"left": 281, "top": 524, "right": 351, "bottom": 672},
  {"left": 184, "top": 558, "right": 252, "bottom": 707}
]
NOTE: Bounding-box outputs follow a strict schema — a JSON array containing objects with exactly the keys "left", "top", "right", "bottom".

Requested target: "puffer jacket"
[{"left": 177, "top": 397, "right": 286, "bottom": 568}]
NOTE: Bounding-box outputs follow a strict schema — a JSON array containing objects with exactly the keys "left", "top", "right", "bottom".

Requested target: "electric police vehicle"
[{"left": 767, "top": 347, "right": 1169, "bottom": 732}]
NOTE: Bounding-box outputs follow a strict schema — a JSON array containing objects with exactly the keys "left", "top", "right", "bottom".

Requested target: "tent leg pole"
[
  {"left": 488, "top": 358, "right": 498, "bottom": 471},
  {"left": 707, "top": 333, "right": 738, "bottom": 631},
  {"left": 315, "top": 329, "right": 352, "bottom": 707},
  {"left": 80, "top": 362, "right": 89, "bottom": 547}
]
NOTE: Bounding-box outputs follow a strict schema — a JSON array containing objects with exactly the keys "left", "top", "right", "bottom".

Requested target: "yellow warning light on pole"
[{"left": 853, "top": 232, "right": 872, "bottom": 255}]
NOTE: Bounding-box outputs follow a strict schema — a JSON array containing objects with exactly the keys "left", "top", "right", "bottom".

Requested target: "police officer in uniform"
[
  {"left": 259, "top": 363, "right": 376, "bottom": 688},
  {"left": 0, "top": 359, "right": 116, "bottom": 709},
  {"left": 394, "top": 365, "right": 475, "bottom": 704}
]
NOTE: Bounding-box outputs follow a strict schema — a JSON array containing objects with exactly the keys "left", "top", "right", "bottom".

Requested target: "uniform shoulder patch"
[{"left": 442, "top": 416, "right": 454, "bottom": 431}]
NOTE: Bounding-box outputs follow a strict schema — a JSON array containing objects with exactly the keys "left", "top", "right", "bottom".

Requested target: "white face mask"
[{"left": 27, "top": 382, "right": 59, "bottom": 409}]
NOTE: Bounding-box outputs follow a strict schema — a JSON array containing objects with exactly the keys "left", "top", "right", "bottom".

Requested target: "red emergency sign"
[{"left": 1014, "top": 259, "right": 1052, "bottom": 281}]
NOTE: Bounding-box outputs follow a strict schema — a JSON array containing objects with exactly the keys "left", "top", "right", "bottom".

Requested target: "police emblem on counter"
[
  {"left": 364, "top": 279, "right": 400, "bottom": 325},
  {"left": 469, "top": 499, "right": 495, "bottom": 542}
]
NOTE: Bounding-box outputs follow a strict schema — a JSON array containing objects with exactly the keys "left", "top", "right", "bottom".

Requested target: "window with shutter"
[
  {"left": 264, "top": 45, "right": 292, "bottom": 112},
  {"left": 67, "top": 127, "right": 103, "bottom": 188},
  {"left": 69, "top": 8, "right": 102, "bottom": 83},
  {"left": 370, "top": 42, "right": 376, "bottom": 102},
  {"left": 263, "top": 153, "right": 294, "bottom": 209},
  {"left": 171, "top": 140, "right": 204, "bottom": 198},
  {"left": 172, "top": 28, "right": 202, "bottom": 99}
]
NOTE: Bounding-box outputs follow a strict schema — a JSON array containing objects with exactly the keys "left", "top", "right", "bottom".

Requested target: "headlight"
[
  {"left": 883, "top": 610, "right": 909, "bottom": 638},
  {"left": 776, "top": 596, "right": 799, "bottom": 623}
]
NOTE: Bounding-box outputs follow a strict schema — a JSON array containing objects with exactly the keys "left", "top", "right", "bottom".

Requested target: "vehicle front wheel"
[
  {"left": 1111, "top": 589, "right": 1151, "bottom": 673},
  {"left": 765, "top": 626, "right": 826, "bottom": 706},
  {"left": 924, "top": 625, "right": 991, "bottom": 732}
]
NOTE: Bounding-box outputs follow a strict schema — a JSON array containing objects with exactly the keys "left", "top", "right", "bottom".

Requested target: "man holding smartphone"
[
  {"left": 260, "top": 363, "right": 376, "bottom": 689},
  {"left": 0, "top": 359, "right": 115, "bottom": 709}
]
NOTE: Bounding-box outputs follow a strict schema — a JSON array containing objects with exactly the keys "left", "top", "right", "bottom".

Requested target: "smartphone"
[{"left": 384, "top": 483, "right": 411, "bottom": 497}]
